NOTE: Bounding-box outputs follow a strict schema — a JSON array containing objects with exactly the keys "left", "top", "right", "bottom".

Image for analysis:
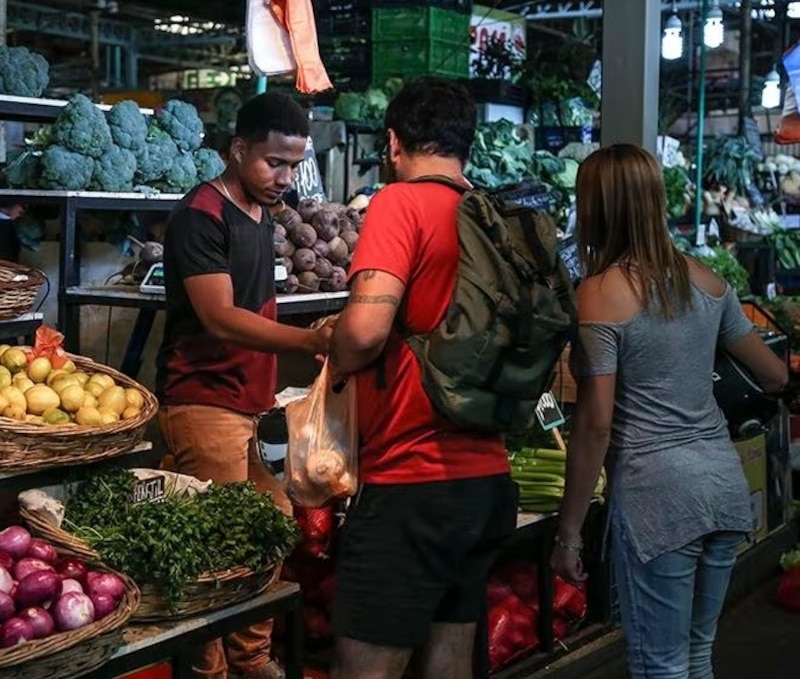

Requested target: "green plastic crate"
[
  {"left": 371, "top": 7, "right": 471, "bottom": 43},
  {"left": 372, "top": 39, "right": 470, "bottom": 84}
]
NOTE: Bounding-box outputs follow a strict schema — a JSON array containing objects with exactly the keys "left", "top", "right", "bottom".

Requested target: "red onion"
[
  {"left": 61, "top": 579, "right": 83, "bottom": 595},
  {"left": 17, "top": 607, "right": 54, "bottom": 639},
  {"left": 0, "top": 527, "right": 31, "bottom": 561},
  {"left": 0, "top": 592, "right": 14, "bottom": 623},
  {"left": 13, "top": 558, "right": 54, "bottom": 582},
  {"left": 0, "top": 551, "right": 13, "bottom": 571},
  {"left": 89, "top": 593, "right": 118, "bottom": 621},
  {"left": 25, "top": 539, "right": 57, "bottom": 565},
  {"left": 0, "top": 567, "right": 12, "bottom": 595},
  {"left": 85, "top": 572, "right": 126, "bottom": 603},
  {"left": 0, "top": 618, "right": 34, "bottom": 648},
  {"left": 55, "top": 558, "right": 88, "bottom": 585},
  {"left": 53, "top": 593, "right": 94, "bottom": 631},
  {"left": 17, "top": 571, "right": 62, "bottom": 609}
]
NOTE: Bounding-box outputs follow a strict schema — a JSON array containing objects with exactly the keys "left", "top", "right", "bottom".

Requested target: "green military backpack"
[{"left": 403, "top": 176, "right": 578, "bottom": 435}]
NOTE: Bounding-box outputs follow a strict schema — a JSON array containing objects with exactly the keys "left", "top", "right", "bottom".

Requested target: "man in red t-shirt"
[
  {"left": 328, "top": 79, "right": 518, "bottom": 678},
  {"left": 157, "top": 93, "right": 331, "bottom": 679}
]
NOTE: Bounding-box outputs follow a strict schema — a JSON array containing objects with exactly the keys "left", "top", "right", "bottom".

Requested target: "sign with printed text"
[
  {"left": 293, "top": 136, "right": 326, "bottom": 203},
  {"left": 131, "top": 475, "right": 167, "bottom": 505},
  {"left": 470, "top": 6, "right": 527, "bottom": 78},
  {"left": 535, "top": 391, "right": 566, "bottom": 431}
]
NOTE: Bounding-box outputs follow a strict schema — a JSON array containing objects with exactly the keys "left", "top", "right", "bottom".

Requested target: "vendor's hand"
[
  {"left": 310, "top": 324, "right": 333, "bottom": 359},
  {"left": 550, "top": 544, "right": 587, "bottom": 585}
]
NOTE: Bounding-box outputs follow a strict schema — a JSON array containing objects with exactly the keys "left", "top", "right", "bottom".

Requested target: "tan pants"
[{"left": 158, "top": 404, "right": 291, "bottom": 679}]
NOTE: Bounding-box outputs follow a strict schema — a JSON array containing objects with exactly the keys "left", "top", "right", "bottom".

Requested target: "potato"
[
  {"left": 297, "top": 271, "right": 321, "bottom": 292},
  {"left": 312, "top": 210, "right": 340, "bottom": 241},
  {"left": 292, "top": 248, "right": 317, "bottom": 272},
  {"left": 327, "top": 236, "right": 349, "bottom": 266},
  {"left": 289, "top": 223, "right": 317, "bottom": 248},
  {"left": 274, "top": 234, "right": 296, "bottom": 258},
  {"left": 341, "top": 230, "right": 359, "bottom": 253},
  {"left": 321, "top": 266, "right": 347, "bottom": 292},
  {"left": 314, "top": 257, "right": 333, "bottom": 279}
]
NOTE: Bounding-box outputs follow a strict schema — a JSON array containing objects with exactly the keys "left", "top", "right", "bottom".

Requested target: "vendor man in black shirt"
[{"left": 156, "top": 93, "right": 331, "bottom": 679}]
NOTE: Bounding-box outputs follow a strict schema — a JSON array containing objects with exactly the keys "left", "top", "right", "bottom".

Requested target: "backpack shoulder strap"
[{"left": 406, "top": 175, "right": 471, "bottom": 195}]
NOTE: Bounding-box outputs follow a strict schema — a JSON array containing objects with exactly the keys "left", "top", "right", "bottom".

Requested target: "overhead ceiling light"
[
  {"left": 762, "top": 67, "right": 781, "bottom": 109},
  {"left": 661, "top": 12, "right": 683, "bottom": 60},
  {"left": 789, "top": 1, "right": 800, "bottom": 18},
  {"left": 704, "top": 0, "right": 724, "bottom": 49}
]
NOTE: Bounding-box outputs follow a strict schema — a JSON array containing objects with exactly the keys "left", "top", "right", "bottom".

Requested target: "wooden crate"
[{"left": 551, "top": 344, "right": 577, "bottom": 404}]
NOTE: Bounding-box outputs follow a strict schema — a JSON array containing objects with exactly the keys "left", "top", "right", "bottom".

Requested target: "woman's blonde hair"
[{"left": 575, "top": 143, "right": 691, "bottom": 318}]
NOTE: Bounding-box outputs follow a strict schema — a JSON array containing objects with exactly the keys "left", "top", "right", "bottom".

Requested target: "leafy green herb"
[
  {"left": 694, "top": 246, "right": 750, "bottom": 296},
  {"left": 65, "top": 471, "right": 300, "bottom": 609}
]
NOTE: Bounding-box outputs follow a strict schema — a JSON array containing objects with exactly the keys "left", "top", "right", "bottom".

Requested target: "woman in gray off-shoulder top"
[{"left": 550, "top": 145, "right": 788, "bottom": 679}]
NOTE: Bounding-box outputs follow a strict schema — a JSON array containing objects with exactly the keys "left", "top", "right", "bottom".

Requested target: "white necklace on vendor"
[{"left": 219, "top": 176, "right": 260, "bottom": 221}]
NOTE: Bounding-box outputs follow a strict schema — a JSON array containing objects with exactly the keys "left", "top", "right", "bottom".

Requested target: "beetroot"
[
  {"left": 340, "top": 230, "right": 359, "bottom": 253},
  {"left": 292, "top": 248, "right": 317, "bottom": 273},
  {"left": 289, "top": 223, "right": 317, "bottom": 248},
  {"left": 274, "top": 235, "right": 295, "bottom": 258},
  {"left": 320, "top": 266, "right": 347, "bottom": 293},
  {"left": 311, "top": 239, "right": 329, "bottom": 259},
  {"left": 274, "top": 207, "right": 302, "bottom": 229},
  {"left": 314, "top": 257, "right": 333, "bottom": 280},
  {"left": 326, "top": 237, "right": 349, "bottom": 266},
  {"left": 273, "top": 223, "right": 287, "bottom": 239},
  {"left": 280, "top": 256, "right": 294, "bottom": 275},
  {"left": 284, "top": 274, "right": 300, "bottom": 294},
  {"left": 312, "top": 210, "right": 340, "bottom": 241},
  {"left": 0, "top": 552, "right": 12, "bottom": 571},
  {"left": 297, "top": 198, "right": 323, "bottom": 223},
  {"left": 297, "top": 272, "right": 321, "bottom": 292}
]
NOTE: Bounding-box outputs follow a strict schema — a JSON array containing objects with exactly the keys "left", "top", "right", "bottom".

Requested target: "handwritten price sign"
[
  {"left": 293, "top": 137, "right": 326, "bottom": 203},
  {"left": 535, "top": 391, "right": 565, "bottom": 431}
]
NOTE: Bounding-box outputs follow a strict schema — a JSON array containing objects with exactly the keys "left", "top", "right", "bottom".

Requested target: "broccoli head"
[
  {"left": 135, "top": 124, "right": 178, "bottom": 184},
  {"left": 194, "top": 148, "right": 225, "bottom": 183},
  {"left": 107, "top": 100, "right": 148, "bottom": 154},
  {"left": 52, "top": 94, "right": 113, "bottom": 159},
  {"left": 156, "top": 100, "right": 205, "bottom": 152},
  {"left": 0, "top": 46, "right": 49, "bottom": 98},
  {"left": 91, "top": 144, "right": 137, "bottom": 193},
  {"left": 157, "top": 151, "right": 198, "bottom": 193},
  {"left": 40, "top": 146, "right": 94, "bottom": 191},
  {"left": 5, "top": 151, "right": 41, "bottom": 189}
]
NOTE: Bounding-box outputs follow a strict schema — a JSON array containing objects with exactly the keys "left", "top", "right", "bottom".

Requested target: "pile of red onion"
[{"left": 0, "top": 526, "right": 127, "bottom": 648}]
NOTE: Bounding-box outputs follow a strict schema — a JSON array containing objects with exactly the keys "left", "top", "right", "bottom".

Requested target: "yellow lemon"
[
  {"left": 25, "top": 414, "right": 45, "bottom": 425},
  {"left": 82, "top": 392, "right": 98, "bottom": 409},
  {"left": 27, "top": 357, "right": 52, "bottom": 383},
  {"left": 73, "top": 372, "right": 90, "bottom": 386},
  {"left": 0, "top": 345, "right": 10, "bottom": 358},
  {"left": 121, "top": 406, "right": 140, "bottom": 421},
  {"left": 61, "top": 359, "right": 77, "bottom": 374},
  {"left": 25, "top": 385, "right": 61, "bottom": 416},
  {"left": 52, "top": 375, "right": 80, "bottom": 394},
  {"left": 0, "top": 386, "right": 26, "bottom": 411},
  {"left": 124, "top": 388, "right": 145, "bottom": 410},
  {"left": 0, "top": 366, "right": 11, "bottom": 389},
  {"left": 3, "top": 405, "right": 25, "bottom": 421},
  {"left": 99, "top": 408, "right": 120, "bottom": 425},
  {"left": 75, "top": 406, "right": 103, "bottom": 426},
  {"left": 88, "top": 373, "right": 114, "bottom": 391},
  {"left": 98, "top": 386, "right": 126, "bottom": 416},
  {"left": 46, "top": 369, "right": 68, "bottom": 386},
  {"left": 14, "top": 377, "right": 34, "bottom": 394},
  {"left": 84, "top": 381, "right": 104, "bottom": 398},
  {"left": 59, "top": 384, "right": 85, "bottom": 413},
  {"left": 0, "top": 394, "right": 8, "bottom": 412},
  {"left": 1, "top": 348, "right": 27, "bottom": 374}
]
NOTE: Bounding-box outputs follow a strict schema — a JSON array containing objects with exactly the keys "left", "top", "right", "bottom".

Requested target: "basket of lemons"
[{"left": 0, "top": 329, "right": 157, "bottom": 471}]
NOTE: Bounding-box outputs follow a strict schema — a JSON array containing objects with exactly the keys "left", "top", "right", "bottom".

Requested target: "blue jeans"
[{"left": 611, "top": 526, "right": 743, "bottom": 679}]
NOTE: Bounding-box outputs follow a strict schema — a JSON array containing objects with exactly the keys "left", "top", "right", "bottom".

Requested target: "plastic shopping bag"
[{"left": 285, "top": 361, "right": 358, "bottom": 507}]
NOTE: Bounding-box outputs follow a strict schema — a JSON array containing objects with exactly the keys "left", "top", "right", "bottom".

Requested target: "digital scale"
[{"left": 138, "top": 261, "right": 289, "bottom": 295}]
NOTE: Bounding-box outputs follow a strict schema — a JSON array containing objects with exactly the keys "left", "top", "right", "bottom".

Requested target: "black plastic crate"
[
  {"left": 320, "top": 37, "right": 371, "bottom": 74},
  {"left": 316, "top": 8, "right": 371, "bottom": 38},
  {"left": 463, "top": 78, "right": 528, "bottom": 106},
  {"left": 372, "top": 0, "right": 473, "bottom": 14}
]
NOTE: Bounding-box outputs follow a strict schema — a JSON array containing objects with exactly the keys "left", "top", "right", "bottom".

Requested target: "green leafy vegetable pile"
[
  {"left": 6, "top": 94, "right": 225, "bottom": 194},
  {"left": 64, "top": 470, "right": 300, "bottom": 608},
  {"left": 333, "top": 79, "right": 403, "bottom": 124},
  {"left": 693, "top": 245, "right": 750, "bottom": 296}
]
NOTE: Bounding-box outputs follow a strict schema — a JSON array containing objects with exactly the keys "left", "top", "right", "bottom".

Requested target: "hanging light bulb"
[
  {"left": 704, "top": 0, "right": 724, "bottom": 49},
  {"left": 661, "top": 13, "right": 683, "bottom": 61},
  {"left": 761, "top": 67, "right": 781, "bottom": 109},
  {"left": 789, "top": 1, "right": 800, "bottom": 19}
]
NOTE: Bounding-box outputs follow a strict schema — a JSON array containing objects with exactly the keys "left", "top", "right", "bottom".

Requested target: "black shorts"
[{"left": 333, "top": 473, "right": 519, "bottom": 648}]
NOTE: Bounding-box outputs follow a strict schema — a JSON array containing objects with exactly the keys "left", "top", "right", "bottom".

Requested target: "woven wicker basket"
[
  {"left": 0, "top": 353, "right": 157, "bottom": 472},
  {"left": 21, "top": 505, "right": 281, "bottom": 623},
  {"left": 0, "top": 260, "right": 46, "bottom": 320},
  {"left": 0, "top": 559, "right": 140, "bottom": 679}
]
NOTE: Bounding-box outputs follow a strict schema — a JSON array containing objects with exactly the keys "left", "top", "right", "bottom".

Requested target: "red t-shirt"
[{"left": 348, "top": 181, "right": 509, "bottom": 484}]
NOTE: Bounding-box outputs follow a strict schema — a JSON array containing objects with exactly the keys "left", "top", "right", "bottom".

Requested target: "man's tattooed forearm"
[{"left": 350, "top": 294, "right": 400, "bottom": 306}]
